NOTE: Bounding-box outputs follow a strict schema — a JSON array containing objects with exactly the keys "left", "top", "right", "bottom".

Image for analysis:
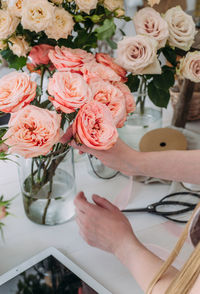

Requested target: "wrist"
[
  {"left": 127, "top": 149, "right": 146, "bottom": 176},
  {"left": 114, "top": 233, "right": 142, "bottom": 268}
]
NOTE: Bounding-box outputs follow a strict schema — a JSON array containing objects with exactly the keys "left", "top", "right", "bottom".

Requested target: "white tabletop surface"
[{"left": 0, "top": 65, "right": 200, "bottom": 294}]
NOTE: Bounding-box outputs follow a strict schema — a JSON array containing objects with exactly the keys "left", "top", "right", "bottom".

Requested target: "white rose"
[
  {"left": 74, "top": 0, "right": 98, "bottom": 14},
  {"left": 178, "top": 51, "right": 200, "bottom": 83},
  {"left": 133, "top": 7, "right": 169, "bottom": 49},
  {"left": 7, "top": 0, "right": 24, "bottom": 17},
  {"left": 164, "top": 6, "right": 196, "bottom": 51},
  {"left": 0, "top": 9, "right": 19, "bottom": 39},
  {"left": 21, "top": 0, "right": 54, "bottom": 33},
  {"left": 147, "top": 0, "right": 160, "bottom": 7},
  {"left": 45, "top": 8, "right": 74, "bottom": 40},
  {"left": 8, "top": 36, "right": 30, "bottom": 57},
  {"left": 103, "top": 0, "right": 124, "bottom": 11},
  {"left": 50, "top": 0, "right": 63, "bottom": 4},
  {"left": 116, "top": 35, "right": 161, "bottom": 75}
]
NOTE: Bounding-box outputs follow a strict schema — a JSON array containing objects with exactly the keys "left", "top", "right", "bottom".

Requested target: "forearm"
[
  {"left": 133, "top": 150, "right": 200, "bottom": 184},
  {"left": 115, "top": 236, "right": 178, "bottom": 293}
]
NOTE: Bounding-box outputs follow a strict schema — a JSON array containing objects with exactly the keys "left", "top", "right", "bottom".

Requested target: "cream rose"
[
  {"left": 48, "top": 71, "right": 92, "bottom": 113},
  {"left": 116, "top": 35, "right": 161, "bottom": 75},
  {"left": 0, "top": 40, "right": 7, "bottom": 50},
  {"left": 103, "top": 0, "right": 124, "bottom": 11},
  {"left": 21, "top": 0, "right": 54, "bottom": 33},
  {"left": 164, "top": 6, "right": 196, "bottom": 51},
  {"left": 133, "top": 7, "right": 169, "bottom": 49},
  {"left": 0, "top": 9, "right": 19, "bottom": 40},
  {"left": 45, "top": 8, "right": 74, "bottom": 41},
  {"left": 178, "top": 51, "right": 200, "bottom": 83},
  {"left": 75, "top": 0, "right": 98, "bottom": 14},
  {"left": 3, "top": 105, "right": 62, "bottom": 158},
  {"left": 50, "top": 0, "right": 63, "bottom": 4},
  {"left": 7, "top": 0, "right": 24, "bottom": 17},
  {"left": 147, "top": 0, "right": 160, "bottom": 7},
  {"left": 8, "top": 36, "right": 30, "bottom": 57},
  {"left": 0, "top": 72, "right": 36, "bottom": 113}
]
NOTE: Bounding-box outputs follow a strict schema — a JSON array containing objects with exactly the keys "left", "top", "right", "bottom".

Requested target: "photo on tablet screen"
[{"left": 0, "top": 255, "right": 98, "bottom": 294}]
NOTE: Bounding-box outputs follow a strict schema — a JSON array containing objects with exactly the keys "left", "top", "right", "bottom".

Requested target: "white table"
[
  {"left": 0, "top": 144, "right": 197, "bottom": 294},
  {"left": 0, "top": 65, "right": 199, "bottom": 294}
]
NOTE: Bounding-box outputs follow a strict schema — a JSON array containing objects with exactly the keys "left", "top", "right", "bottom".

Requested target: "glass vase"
[
  {"left": 118, "top": 78, "right": 162, "bottom": 150},
  {"left": 87, "top": 155, "right": 119, "bottom": 180},
  {"left": 18, "top": 148, "right": 76, "bottom": 225}
]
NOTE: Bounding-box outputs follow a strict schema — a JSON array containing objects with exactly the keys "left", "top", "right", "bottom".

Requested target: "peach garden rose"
[
  {"left": 48, "top": 46, "right": 94, "bottom": 71},
  {"left": 0, "top": 72, "right": 37, "bottom": 113},
  {"left": 89, "top": 78, "right": 127, "bottom": 128},
  {"left": 81, "top": 60, "right": 122, "bottom": 83},
  {"left": 116, "top": 35, "right": 161, "bottom": 75},
  {"left": 96, "top": 53, "right": 127, "bottom": 83},
  {"left": 48, "top": 71, "right": 92, "bottom": 113},
  {"left": 133, "top": 7, "right": 169, "bottom": 49},
  {"left": 3, "top": 105, "right": 62, "bottom": 158},
  {"left": 114, "top": 82, "right": 136, "bottom": 114},
  {"left": 73, "top": 101, "right": 118, "bottom": 150},
  {"left": 178, "top": 51, "right": 200, "bottom": 83}
]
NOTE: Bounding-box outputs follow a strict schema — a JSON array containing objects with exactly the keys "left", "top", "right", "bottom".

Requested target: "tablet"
[{"left": 0, "top": 247, "right": 111, "bottom": 294}]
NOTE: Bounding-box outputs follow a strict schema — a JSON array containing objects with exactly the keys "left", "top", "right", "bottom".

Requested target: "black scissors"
[{"left": 122, "top": 192, "right": 200, "bottom": 224}]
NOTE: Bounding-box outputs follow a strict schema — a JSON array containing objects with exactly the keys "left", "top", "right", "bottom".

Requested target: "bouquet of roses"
[
  {"left": 116, "top": 3, "right": 200, "bottom": 113},
  {"left": 0, "top": 0, "right": 129, "bottom": 70},
  {"left": 0, "top": 43, "right": 135, "bottom": 223}
]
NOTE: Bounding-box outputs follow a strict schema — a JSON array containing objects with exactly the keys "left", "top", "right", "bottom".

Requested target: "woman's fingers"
[
  {"left": 92, "top": 194, "right": 118, "bottom": 211},
  {"left": 60, "top": 125, "right": 73, "bottom": 144}
]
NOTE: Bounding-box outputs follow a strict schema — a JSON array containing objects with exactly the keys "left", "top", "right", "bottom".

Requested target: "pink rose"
[
  {"left": 73, "top": 101, "right": 118, "bottom": 150},
  {"left": 96, "top": 53, "right": 127, "bottom": 82},
  {"left": 3, "top": 105, "right": 62, "bottom": 158},
  {"left": 133, "top": 7, "right": 169, "bottom": 49},
  {"left": 0, "top": 72, "right": 37, "bottom": 113},
  {"left": 29, "top": 44, "right": 54, "bottom": 66},
  {"left": 114, "top": 82, "right": 136, "bottom": 114},
  {"left": 48, "top": 72, "right": 92, "bottom": 113},
  {"left": 81, "top": 60, "right": 122, "bottom": 83},
  {"left": 48, "top": 46, "right": 94, "bottom": 71},
  {"left": 0, "top": 143, "right": 8, "bottom": 153},
  {"left": 89, "top": 78, "right": 127, "bottom": 128},
  {"left": 0, "top": 206, "right": 6, "bottom": 220}
]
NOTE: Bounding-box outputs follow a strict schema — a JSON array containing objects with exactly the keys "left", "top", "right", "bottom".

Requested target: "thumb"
[
  {"left": 60, "top": 125, "right": 73, "bottom": 144},
  {"left": 92, "top": 194, "right": 117, "bottom": 211}
]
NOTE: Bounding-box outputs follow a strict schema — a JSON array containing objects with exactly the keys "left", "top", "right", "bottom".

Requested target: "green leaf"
[
  {"left": 95, "top": 18, "right": 116, "bottom": 40},
  {"left": 126, "top": 74, "right": 140, "bottom": 92},
  {"left": 152, "top": 69, "right": 175, "bottom": 90},
  {"left": 148, "top": 82, "right": 170, "bottom": 108},
  {"left": 106, "top": 38, "right": 117, "bottom": 49},
  {"left": 1, "top": 49, "right": 27, "bottom": 70},
  {"left": 161, "top": 46, "right": 177, "bottom": 67}
]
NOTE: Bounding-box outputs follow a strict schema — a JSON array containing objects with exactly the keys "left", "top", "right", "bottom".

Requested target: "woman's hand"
[
  {"left": 74, "top": 192, "right": 139, "bottom": 258},
  {"left": 61, "top": 127, "right": 141, "bottom": 176}
]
